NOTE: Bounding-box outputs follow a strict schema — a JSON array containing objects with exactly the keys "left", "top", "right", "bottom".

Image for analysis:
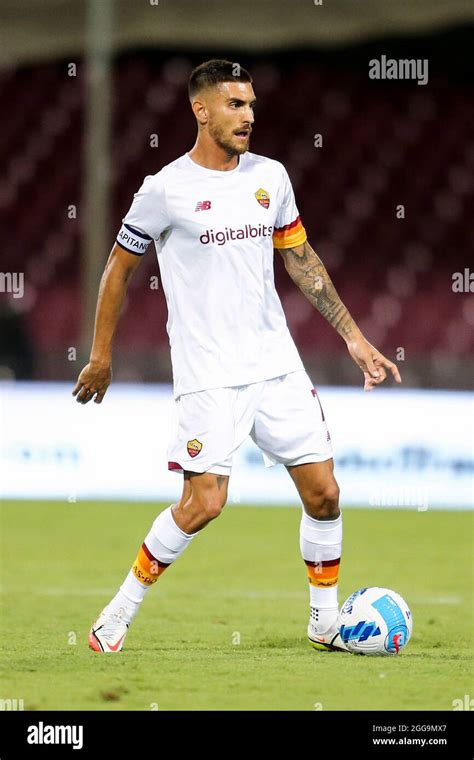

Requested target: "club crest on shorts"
[
  {"left": 255, "top": 188, "right": 270, "bottom": 209},
  {"left": 187, "top": 438, "right": 203, "bottom": 458}
]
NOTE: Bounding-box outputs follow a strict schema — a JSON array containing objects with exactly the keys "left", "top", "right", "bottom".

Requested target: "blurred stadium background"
[
  {"left": 0, "top": 1, "right": 472, "bottom": 506},
  {"left": 1, "top": 0, "right": 473, "bottom": 387}
]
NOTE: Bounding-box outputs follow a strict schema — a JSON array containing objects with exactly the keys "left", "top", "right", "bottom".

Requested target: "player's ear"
[{"left": 191, "top": 97, "right": 208, "bottom": 126}]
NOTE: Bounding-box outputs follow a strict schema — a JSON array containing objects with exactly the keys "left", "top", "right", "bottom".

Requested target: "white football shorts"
[{"left": 167, "top": 369, "right": 333, "bottom": 476}]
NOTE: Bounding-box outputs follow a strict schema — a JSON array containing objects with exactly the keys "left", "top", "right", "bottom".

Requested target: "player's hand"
[
  {"left": 72, "top": 360, "right": 112, "bottom": 404},
  {"left": 346, "top": 337, "right": 401, "bottom": 391}
]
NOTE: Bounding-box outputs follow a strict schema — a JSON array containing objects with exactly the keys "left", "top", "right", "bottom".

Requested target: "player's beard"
[{"left": 208, "top": 118, "right": 250, "bottom": 156}]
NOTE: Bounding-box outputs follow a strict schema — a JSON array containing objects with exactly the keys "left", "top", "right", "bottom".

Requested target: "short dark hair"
[{"left": 188, "top": 59, "right": 252, "bottom": 100}]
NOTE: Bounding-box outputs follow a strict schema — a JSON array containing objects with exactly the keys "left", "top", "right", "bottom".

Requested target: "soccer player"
[{"left": 73, "top": 60, "right": 401, "bottom": 654}]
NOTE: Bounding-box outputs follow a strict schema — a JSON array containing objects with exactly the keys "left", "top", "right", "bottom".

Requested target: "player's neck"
[{"left": 188, "top": 139, "right": 240, "bottom": 172}]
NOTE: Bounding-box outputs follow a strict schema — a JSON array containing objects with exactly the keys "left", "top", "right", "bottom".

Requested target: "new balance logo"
[
  {"left": 195, "top": 200, "right": 211, "bottom": 211},
  {"left": 340, "top": 620, "right": 381, "bottom": 642}
]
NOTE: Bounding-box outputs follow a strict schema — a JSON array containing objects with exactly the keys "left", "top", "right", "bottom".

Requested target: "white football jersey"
[{"left": 116, "top": 151, "right": 308, "bottom": 399}]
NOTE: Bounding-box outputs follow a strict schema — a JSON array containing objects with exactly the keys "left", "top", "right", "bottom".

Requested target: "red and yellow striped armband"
[{"left": 272, "top": 215, "right": 307, "bottom": 249}]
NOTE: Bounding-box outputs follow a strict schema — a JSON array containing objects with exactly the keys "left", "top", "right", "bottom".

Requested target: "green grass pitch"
[{"left": 0, "top": 500, "right": 472, "bottom": 711}]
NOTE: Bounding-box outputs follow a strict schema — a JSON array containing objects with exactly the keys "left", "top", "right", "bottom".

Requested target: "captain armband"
[{"left": 116, "top": 223, "right": 153, "bottom": 255}]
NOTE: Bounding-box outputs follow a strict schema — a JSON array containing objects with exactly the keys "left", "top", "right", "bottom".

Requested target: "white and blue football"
[{"left": 338, "top": 587, "right": 413, "bottom": 655}]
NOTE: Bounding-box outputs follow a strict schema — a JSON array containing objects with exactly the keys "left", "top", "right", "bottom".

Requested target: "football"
[{"left": 338, "top": 587, "right": 413, "bottom": 656}]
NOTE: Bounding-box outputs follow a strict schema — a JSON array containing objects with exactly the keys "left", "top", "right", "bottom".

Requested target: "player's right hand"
[{"left": 72, "top": 361, "right": 112, "bottom": 404}]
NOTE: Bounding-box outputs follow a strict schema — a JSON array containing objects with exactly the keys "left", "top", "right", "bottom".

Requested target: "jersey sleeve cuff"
[{"left": 116, "top": 223, "right": 153, "bottom": 255}]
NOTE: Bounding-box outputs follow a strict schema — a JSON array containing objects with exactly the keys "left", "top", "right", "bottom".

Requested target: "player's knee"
[
  {"left": 304, "top": 480, "right": 340, "bottom": 519},
  {"left": 198, "top": 495, "right": 226, "bottom": 521}
]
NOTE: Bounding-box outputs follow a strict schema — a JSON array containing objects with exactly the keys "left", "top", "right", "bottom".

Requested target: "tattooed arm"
[{"left": 277, "top": 239, "right": 401, "bottom": 390}]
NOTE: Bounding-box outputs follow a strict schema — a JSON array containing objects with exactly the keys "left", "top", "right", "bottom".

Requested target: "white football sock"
[
  {"left": 300, "top": 510, "right": 343, "bottom": 633},
  {"left": 107, "top": 505, "right": 198, "bottom": 624}
]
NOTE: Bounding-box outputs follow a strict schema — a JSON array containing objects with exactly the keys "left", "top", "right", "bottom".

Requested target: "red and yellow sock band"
[
  {"left": 132, "top": 543, "right": 170, "bottom": 587},
  {"left": 304, "top": 558, "right": 340, "bottom": 588}
]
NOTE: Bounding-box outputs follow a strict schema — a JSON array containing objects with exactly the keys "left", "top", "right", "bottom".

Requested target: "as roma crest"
[
  {"left": 187, "top": 439, "right": 203, "bottom": 458},
  {"left": 255, "top": 188, "right": 270, "bottom": 209}
]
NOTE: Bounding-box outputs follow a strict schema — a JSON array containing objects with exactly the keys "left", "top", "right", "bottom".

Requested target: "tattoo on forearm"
[{"left": 280, "top": 241, "right": 357, "bottom": 341}]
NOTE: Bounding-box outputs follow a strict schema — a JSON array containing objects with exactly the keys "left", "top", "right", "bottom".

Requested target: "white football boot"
[
  {"left": 88, "top": 605, "right": 130, "bottom": 653},
  {"left": 307, "top": 613, "right": 349, "bottom": 652}
]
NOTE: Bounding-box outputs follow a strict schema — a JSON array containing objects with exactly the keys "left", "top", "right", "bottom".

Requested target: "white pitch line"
[
  {"left": 0, "top": 588, "right": 463, "bottom": 604},
  {"left": 208, "top": 592, "right": 463, "bottom": 604},
  {"left": 405, "top": 595, "right": 462, "bottom": 605},
  {"left": 0, "top": 587, "right": 116, "bottom": 597}
]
